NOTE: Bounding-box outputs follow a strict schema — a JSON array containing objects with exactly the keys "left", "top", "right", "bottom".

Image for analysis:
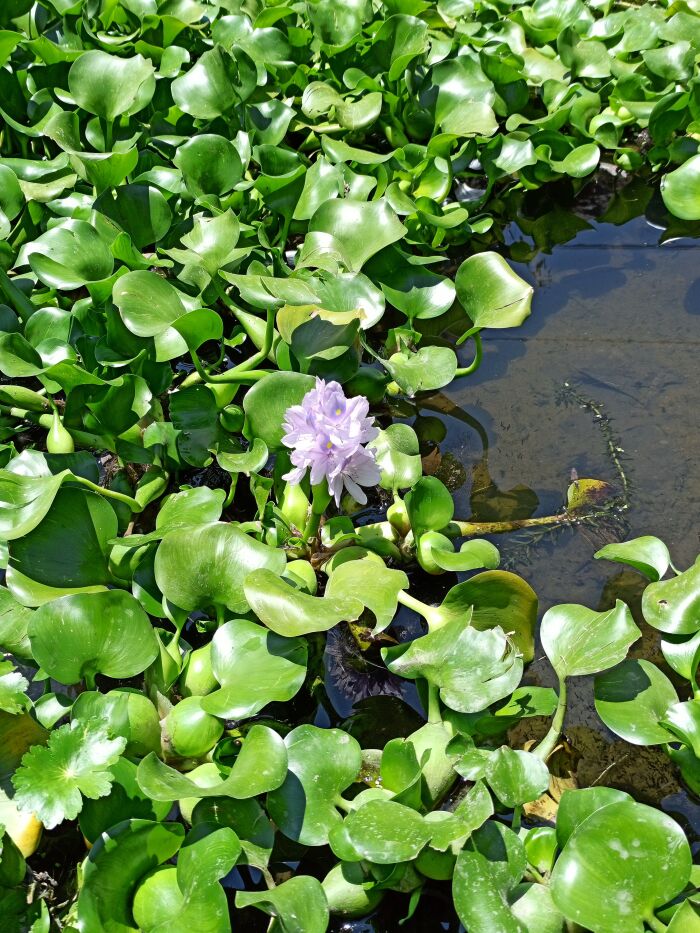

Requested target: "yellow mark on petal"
[
  {"left": 326, "top": 441, "right": 333, "bottom": 449},
  {"left": 335, "top": 408, "right": 341, "bottom": 415}
]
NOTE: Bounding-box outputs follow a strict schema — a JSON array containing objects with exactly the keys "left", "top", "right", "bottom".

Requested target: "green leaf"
[
  {"left": 243, "top": 371, "right": 315, "bottom": 451},
  {"left": 8, "top": 486, "right": 118, "bottom": 599},
  {"left": 244, "top": 569, "right": 363, "bottom": 636},
  {"left": 306, "top": 0, "right": 370, "bottom": 46},
  {"left": 406, "top": 476, "right": 454, "bottom": 535},
  {"left": 155, "top": 523, "right": 286, "bottom": 614},
  {"left": 325, "top": 557, "right": 409, "bottom": 632},
  {"left": 455, "top": 252, "right": 533, "bottom": 330},
  {"left": 383, "top": 612, "right": 523, "bottom": 714},
  {"left": 236, "top": 876, "right": 329, "bottom": 933},
  {"left": 0, "top": 661, "right": 28, "bottom": 714},
  {"left": 385, "top": 345, "right": 457, "bottom": 396},
  {"left": 28, "top": 590, "right": 158, "bottom": 685},
  {"left": 138, "top": 725, "right": 288, "bottom": 802},
  {"left": 267, "top": 725, "right": 362, "bottom": 845},
  {"left": 174, "top": 135, "right": 243, "bottom": 201},
  {"left": 201, "top": 618, "right": 307, "bottom": 718},
  {"left": 343, "top": 799, "right": 431, "bottom": 863},
  {"left": 661, "top": 154, "right": 700, "bottom": 221},
  {"left": 416, "top": 571, "right": 538, "bottom": 662},
  {"left": 555, "top": 787, "right": 633, "bottom": 849},
  {"left": 641, "top": 560, "right": 700, "bottom": 635},
  {"left": 171, "top": 46, "right": 255, "bottom": 120},
  {"left": 113, "top": 271, "right": 187, "bottom": 338},
  {"left": 0, "top": 469, "right": 67, "bottom": 540},
  {"left": 594, "top": 658, "right": 678, "bottom": 745},
  {"left": 551, "top": 800, "right": 692, "bottom": 933},
  {"left": 170, "top": 386, "right": 220, "bottom": 467},
  {"left": 595, "top": 536, "right": 671, "bottom": 582},
  {"left": 77, "top": 819, "right": 185, "bottom": 933},
  {"left": 368, "top": 424, "right": 422, "bottom": 491},
  {"left": 217, "top": 438, "right": 269, "bottom": 476},
  {"left": 22, "top": 220, "right": 114, "bottom": 289},
  {"left": 453, "top": 822, "right": 527, "bottom": 933},
  {"left": 308, "top": 199, "right": 407, "bottom": 271},
  {"left": 0, "top": 586, "right": 34, "bottom": 659},
  {"left": 540, "top": 601, "right": 640, "bottom": 679},
  {"left": 12, "top": 721, "right": 126, "bottom": 829},
  {"left": 416, "top": 533, "right": 500, "bottom": 575},
  {"left": 94, "top": 185, "right": 172, "bottom": 249},
  {"left": 486, "top": 748, "right": 550, "bottom": 808},
  {"left": 79, "top": 758, "right": 172, "bottom": 844},
  {"left": 68, "top": 51, "right": 155, "bottom": 120}
]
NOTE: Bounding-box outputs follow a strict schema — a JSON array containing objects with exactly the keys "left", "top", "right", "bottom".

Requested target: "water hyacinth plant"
[{"left": 0, "top": 0, "right": 697, "bottom": 929}]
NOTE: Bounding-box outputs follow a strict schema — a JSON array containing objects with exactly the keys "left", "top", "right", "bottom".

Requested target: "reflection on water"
[{"left": 323, "top": 177, "right": 700, "bottom": 928}]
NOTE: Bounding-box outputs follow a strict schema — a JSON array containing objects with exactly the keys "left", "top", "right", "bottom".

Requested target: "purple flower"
[{"left": 282, "top": 378, "right": 380, "bottom": 506}]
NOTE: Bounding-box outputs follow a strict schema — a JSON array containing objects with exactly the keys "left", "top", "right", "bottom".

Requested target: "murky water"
[{"left": 323, "top": 181, "right": 700, "bottom": 930}]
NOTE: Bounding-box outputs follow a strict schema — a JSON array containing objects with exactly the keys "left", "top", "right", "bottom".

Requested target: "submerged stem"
[{"left": 533, "top": 677, "right": 567, "bottom": 761}]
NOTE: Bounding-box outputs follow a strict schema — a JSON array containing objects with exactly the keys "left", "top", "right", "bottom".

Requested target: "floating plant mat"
[{"left": 0, "top": 0, "right": 699, "bottom": 930}]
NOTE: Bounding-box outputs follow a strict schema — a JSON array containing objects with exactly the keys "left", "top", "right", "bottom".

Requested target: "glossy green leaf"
[
  {"left": 661, "top": 155, "right": 700, "bottom": 221},
  {"left": 594, "top": 658, "right": 678, "bottom": 745},
  {"left": 201, "top": 618, "right": 307, "bottom": 718},
  {"left": 244, "top": 569, "right": 363, "bottom": 636},
  {"left": 308, "top": 199, "right": 407, "bottom": 272},
  {"left": 453, "top": 822, "right": 527, "bottom": 933},
  {"left": 368, "top": 424, "right": 422, "bottom": 491},
  {"left": 641, "top": 560, "right": 700, "bottom": 635},
  {"left": 138, "top": 725, "right": 288, "bottom": 801},
  {"left": 540, "top": 601, "right": 640, "bottom": 679},
  {"left": 595, "top": 536, "right": 671, "bottom": 582},
  {"left": 236, "top": 876, "right": 329, "bottom": 933},
  {"left": 383, "top": 612, "right": 523, "bottom": 714},
  {"left": 455, "top": 252, "right": 533, "bottom": 330},
  {"left": 113, "top": 271, "right": 187, "bottom": 338},
  {"left": 171, "top": 46, "right": 255, "bottom": 119},
  {"left": 243, "top": 371, "right": 315, "bottom": 451},
  {"left": 77, "top": 819, "right": 185, "bottom": 933},
  {"left": 68, "top": 51, "right": 155, "bottom": 120},
  {"left": 28, "top": 590, "right": 158, "bottom": 685},
  {"left": 267, "top": 725, "right": 362, "bottom": 846},
  {"left": 325, "top": 557, "right": 409, "bottom": 632},
  {"left": 551, "top": 801, "right": 692, "bottom": 933},
  {"left": 155, "top": 523, "right": 286, "bottom": 614},
  {"left": 22, "top": 220, "right": 114, "bottom": 289},
  {"left": 343, "top": 799, "right": 431, "bottom": 863}
]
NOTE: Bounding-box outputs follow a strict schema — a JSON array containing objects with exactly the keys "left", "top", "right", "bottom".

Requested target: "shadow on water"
[{"left": 322, "top": 169, "right": 700, "bottom": 930}]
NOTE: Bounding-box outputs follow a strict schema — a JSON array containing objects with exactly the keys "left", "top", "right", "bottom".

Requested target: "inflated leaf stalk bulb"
[{"left": 46, "top": 406, "right": 74, "bottom": 453}]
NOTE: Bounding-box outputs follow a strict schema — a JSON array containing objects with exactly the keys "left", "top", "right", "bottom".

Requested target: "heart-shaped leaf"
[
  {"left": 383, "top": 613, "right": 523, "bottom": 714},
  {"left": 155, "top": 523, "right": 286, "bottom": 614},
  {"left": 138, "top": 725, "right": 288, "bottom": 801},
  {"left": 201, "top": 619, "right": 307, "bottom": 718},
  {"left": 595, "top": 536, "right": 671, "bottom": 582},
  {"left": 594, "top": 659, "right": 678, "bottom": 745},
  {"left": 455, "top": 252, "right": 533, "bottom": 330},
  {"left": 244, "top": 569, "right": 363, "bottom": 636},
  {"left": 540, "top": 601, "right": 640, "bottom": 679},
  {"left": 68, "top": 51, "right": 155, "bottom": 120},
  {"left": 641, "top": 560, "right": 700, "bottom": 635},
  {"left": 267, "top": 725, "right": 362, "bottom": 846},
  {"left": 28, "top": 590, "right": 158, "bottom": 686},
  {"left": 551, "top": 800, "right": 691, "bottom": 932}
]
